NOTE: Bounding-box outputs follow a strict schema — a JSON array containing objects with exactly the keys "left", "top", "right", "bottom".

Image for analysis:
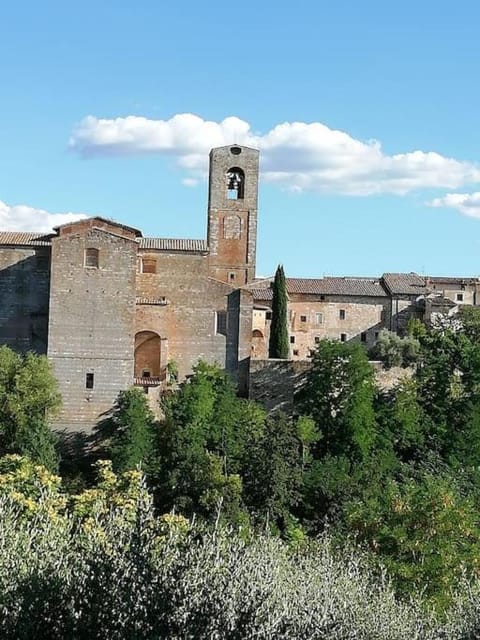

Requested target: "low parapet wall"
[{"left": 249, "top": 359, "right": 413, "bottom": 414}]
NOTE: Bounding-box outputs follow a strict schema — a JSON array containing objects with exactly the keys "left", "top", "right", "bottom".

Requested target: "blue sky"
[{"left": 1, "top": 0, "right": 480, "bottom": 277}]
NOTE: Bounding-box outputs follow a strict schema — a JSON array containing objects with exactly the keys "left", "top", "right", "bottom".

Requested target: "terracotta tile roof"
[
  {"left": 250, "top": 277, "right": 387, "bottom": 300},
  {"left": 382, "top": 273, "right": 426, "bottom": 296},
  {"left": 428, "top": 276, "right": 478, "bottom": 285},
  {"left": 286, "top": 277, "right": 387, "bottom": 297},
  {"left": 251, "top": 288, "right": 273, "bottom": 301},
  {"left": 139, "top": 237, "right": 208, "bottom": 252},
  {"left": 54, "top": 216, "right": 143, "bottom": 237},
  {"left": 0, "top": 232, "right": 53, "bottom": 247}
]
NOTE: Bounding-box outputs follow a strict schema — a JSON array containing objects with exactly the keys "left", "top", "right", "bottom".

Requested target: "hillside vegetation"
[{"left": 3, "top": 309, "right": 480, "bottom": 635}]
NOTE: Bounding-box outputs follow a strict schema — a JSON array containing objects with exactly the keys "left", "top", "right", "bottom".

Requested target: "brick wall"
[
  {"left": 48, "top": 226, "right": 137, "bottom": 432},
  {"left": 207, "top": 145, "right": 259, "bottom": 285},
  {"left": 0, "top": 246, "right": 50, "bottom": 353},
  {"left": 136, "top": 249, "right": 235, "bottom": 381}
]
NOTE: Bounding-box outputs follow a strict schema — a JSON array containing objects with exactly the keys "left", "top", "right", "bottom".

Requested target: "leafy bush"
[
  {"left": 371, "top": 330, "right": 420, "bottom": 368},
  {"left": 0, "top": 484, "right": 457, "bottom": 640}
]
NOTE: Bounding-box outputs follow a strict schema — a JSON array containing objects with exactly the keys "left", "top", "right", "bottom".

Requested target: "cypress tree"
[{"left": 269, "top": 264, "right": 289, "bottom": 359}]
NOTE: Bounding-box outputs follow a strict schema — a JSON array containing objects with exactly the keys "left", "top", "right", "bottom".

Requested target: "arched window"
[
  {"left": 134, "top": 331, "right": 161, "bottom": 378},
  {"left": 85, "top": 248, "right": 99, "bottom": 268},
  {"left": 226, "top": 167, "right": 245, "bottom": 200}
]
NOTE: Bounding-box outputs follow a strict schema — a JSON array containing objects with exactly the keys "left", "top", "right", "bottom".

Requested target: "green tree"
[
  {"left": 297, "top": 339, "right": 377, "bottom": 461},
  {"left": 371, "top": 329, "right": 420, "bottom": 369},
  {"left": 0, "top": 347, "right": 60, "bottom": 472},
  {"left": 155, "top": 361, "right": 265, "bottom": 522},
  {"left": 108, "top": 387, "right": 156, "bottom": 473},
  {"left": 268, "top": 264, "right": 289, "bottom": 359},
  {"left": 242, "top": 411, "right": 303, "bottom": 530},
  {"left": 346, "top": 469, "right": 480, "bottom": 608}
]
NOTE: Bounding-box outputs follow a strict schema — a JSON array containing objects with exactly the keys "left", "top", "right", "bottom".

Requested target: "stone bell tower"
[{"left": 207, "top": 144, "right": 259, "bottom": 286}]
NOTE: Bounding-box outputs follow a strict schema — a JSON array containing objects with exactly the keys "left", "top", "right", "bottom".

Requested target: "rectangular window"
[
  {"left": 314, "top": 336, "right": 320, "bottom": 344},
  {"left": 339, "top": 309, "right": 346, "bottom": 320},
  {"left": 86, "top": 373, "right": 94, "bottom": 389},
  {"left": 456, "top": 293, "right": 464, "bottom": 301},
  {"left": 215, "top": 310, "right": 227, "bottom": 336},
  {"left": 300, "top": 315, "right": 307, "bottom": 323},
  {"left": 293, "top": 349, "right": 299, "bottom": 356},
  {"left": 320, "top": 295, "right": 325, "bottom": 301},
  {"left": 85, "top": 248, "right": 99, "bottom": 268},
  {"left": 315, "top": 313, "right": 323, "bottom": 324},
  {"left": 361, "top": 332, "right": 367, "bottom": 343},
  {"left": 375, "top": 331, "right": 379, "bottom": 339},
  {"left": 266, "top": 311, "right": 272, "bottom": 320},
  {"left": 290, "top": 336, "right": 295, "bottom": 344},
  {"left": 229, "top": 272, "right": 236, "bottom": 281},
  {"left": 142, "top": 258, "right": 156, "bottom": 274},
  {"left": 340, "top": 333, "right": 347, "bottom": 342}
]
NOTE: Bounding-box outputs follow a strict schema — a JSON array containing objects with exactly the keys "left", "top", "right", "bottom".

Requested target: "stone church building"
[
  {"left": 1, "top": 143, "right": 480, "bottom": 432},
  {"left": 0, "top": 145, "right": 258, "bottom": 431}
]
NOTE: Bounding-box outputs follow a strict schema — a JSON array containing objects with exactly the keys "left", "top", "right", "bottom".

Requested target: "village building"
[{"left": 1, "top": 143, "right": 479, "bottom": 431}]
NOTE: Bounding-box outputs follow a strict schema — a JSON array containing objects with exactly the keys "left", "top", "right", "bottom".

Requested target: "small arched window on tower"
[
  {"left": 85, "top": 248, "right": 99, "bottom": 268},
  {"left": 226, "top": 167, "right": 245, "bottom": 200}
]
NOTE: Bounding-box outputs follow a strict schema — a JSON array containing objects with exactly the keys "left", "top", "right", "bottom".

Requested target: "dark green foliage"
[
  {"left": 0, "top": 346, "right": 60, "bottom": 472},
  {"left": 297, "top": 339, "right": 377, "bottom": 461},
  {"left": 154, "top": 361, "right": 266, "bottom": 523},
  {"left": 109, "top": 387, "right": 156, "bottom": 473},
  {"left": 268, "top": 264, "right": 289, "bottom": 359},
  {"left": 242, "top": 412, "right": 303, "bottom": 528}
]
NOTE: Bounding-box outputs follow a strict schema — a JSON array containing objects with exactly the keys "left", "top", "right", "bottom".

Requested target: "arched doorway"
[
  {"left": 252, "top": 329, "right": 267, "bottom": 359},
  {"left": 134, "top": 331, "right": 161, "bottom": 378}
]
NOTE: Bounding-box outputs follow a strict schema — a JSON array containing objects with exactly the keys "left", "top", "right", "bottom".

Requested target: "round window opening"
[{"left": 230, "top": 146, "right": 242, "bottom": 155}]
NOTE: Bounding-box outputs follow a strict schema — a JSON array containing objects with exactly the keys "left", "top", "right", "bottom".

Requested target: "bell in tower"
[{"left": 207, "top": 145, "right": 259, "bottom": 286}]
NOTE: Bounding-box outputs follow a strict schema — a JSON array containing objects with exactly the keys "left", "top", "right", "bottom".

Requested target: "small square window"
[
  {"left": 320, "top": 295, "right": 325, "bottom": 301},
  {"left": 340, "top": 333, "right": 347, "bottom": 342},
  {"left": 339, "top": 309, "right": 346, "bottom": 320},
  {"left": 300, "top": 315, "right": 307, "bottom": 323},
  {"left": 314, "top": 336, "right": 320, "bottom": 344},
  {"left": 293, "top": 349, "right": 299, "bottom": 356},
  {"left": 456, "top": 293, "right": 464, "bottom": 302},
  {"left": 290, "top": 336, "right": 295, "bottom": 344},
  {"left": 361, "top": 332, "right": 367, "bottom": 343},
  {"left": 229, "top": 272, "right": 236, "bottom": 281},
  {"left": 86, "top": 373, "right": 94, "bottom": 389},
  {"left": 142, "top": 258, "right": 156, "bottom": 274},
  {"left": 266, "top": 311, "right": 272, "bottom": 320}
]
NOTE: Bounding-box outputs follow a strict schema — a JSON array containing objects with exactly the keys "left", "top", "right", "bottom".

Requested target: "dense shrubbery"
[
  {"left": 370, "top": 328, "right": 421, "bottom": 368},
  {"left": 0, "top": 458, "right": 467, "bottom": 639},
  {"left": 6, "top": 309, "right": 480, "bottom": 632}
]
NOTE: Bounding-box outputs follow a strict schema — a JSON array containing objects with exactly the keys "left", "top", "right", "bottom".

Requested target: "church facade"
[{"left": 0, "top": 145, "right": 258, "bottom": 431}]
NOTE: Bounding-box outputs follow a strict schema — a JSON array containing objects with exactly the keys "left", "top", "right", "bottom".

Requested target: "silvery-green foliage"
[{"left": 0, "top": 492, "right": 470, "bottom": 639}]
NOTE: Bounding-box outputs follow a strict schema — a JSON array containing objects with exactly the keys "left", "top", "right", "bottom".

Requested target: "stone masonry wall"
[
  {"left": 0, "top": 246, "right": 50, "bottom": 353},
  {"left": 207, "top": 146, "right": 259, "bottom": 285},
  {"left": 250, "top": 359, "right": 413, "bottom": 414},
  {"left": 48, "top": 227, "right": 137, "bottom": 432},
  {"left": 136, "top": 250, "right": 234, "bottom": 381}
]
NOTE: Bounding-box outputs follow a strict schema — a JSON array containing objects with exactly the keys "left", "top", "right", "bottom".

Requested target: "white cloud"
[
  {"left": 0, "top": 200, "right": 87, "bottom": 232},
  {"left": 428, "top": 192, "right": 480, "bottom": 218},
  {"left": 182, "top": 177, "right": 199, "bottom": 187},
  {"left": 69, "top": 113, "right": 480, "bottom": 196}
]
